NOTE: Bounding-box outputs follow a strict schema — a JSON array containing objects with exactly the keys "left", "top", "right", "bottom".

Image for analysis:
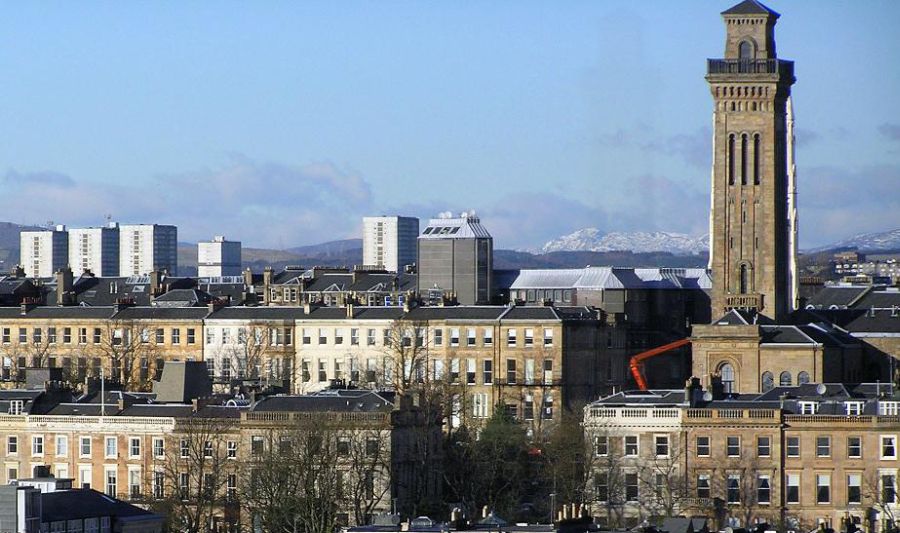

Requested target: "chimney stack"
[{"left": 56, "top": 267, "right": 74, "bottom": 306}]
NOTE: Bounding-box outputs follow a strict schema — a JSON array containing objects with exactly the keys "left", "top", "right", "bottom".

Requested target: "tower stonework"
[{"left": 707, "top": 0, "right": 796, "bottom": 322}]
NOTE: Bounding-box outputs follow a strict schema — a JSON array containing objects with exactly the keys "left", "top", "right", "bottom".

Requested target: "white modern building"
[
  {"left": 68, "top": 222, "right": 120, "bottom": 276},
  {"left": 118, "top": 224, "right": 178, "bottom": 276},
  {"left": 362, "top": 216, "right": 419, "bottom": 273},
  {"left": 198, "top": 235, "right": 242, "bottom": 277},
  {"left": 19, "top": 225, "right": 68, "bottom": 278}
]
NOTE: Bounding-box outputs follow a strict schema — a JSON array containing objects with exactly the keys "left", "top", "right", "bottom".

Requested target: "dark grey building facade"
[{"left": 417, "top": 212, "right": 493, "bottom": 305}]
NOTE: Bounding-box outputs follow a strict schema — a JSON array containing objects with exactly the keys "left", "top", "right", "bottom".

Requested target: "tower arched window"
[
  {"left": 741, "top": 134, "right": 748, "bottom": 185},
  {"left": 761, "top": 371, "right": 774, "bottom": 392},
  {"left": 753, "top": 134, "right": 761, "bottom": 184},
  {"left": 798, "top": 371, "right": 810, "bottom": 385},
  {"left": 739, "top": 264, "right": 749, "bottom": 294},
  {"left": 728, "top": 134, "right": 735, "bottom": 185},
  {"left": 719, "top": 363, "right": 735, "bottom": 393},
  {"left": 739, "top": 40, "right": 754, "bottom": 60},
  {"left": 779, "top": 371, "right": 792, "bottom": 386}
]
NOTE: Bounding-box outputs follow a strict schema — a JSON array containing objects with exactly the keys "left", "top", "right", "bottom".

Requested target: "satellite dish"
[
  {"left": 702, "top": 391, "right": 713, "bottom": 402},
  {"left": 816, "top": 383, "right": 827, "bottom": 396}
]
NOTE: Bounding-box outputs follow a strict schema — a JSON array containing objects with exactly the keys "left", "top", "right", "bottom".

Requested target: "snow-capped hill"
[
  {"left": 807, "top": 228, "right": 900, "bottom": 253},
  {"left": 541, "top": 228, "right": 708, "bottom": 255},
  {"left": 539, "top": 228, "right": 604, "bottom": 253}
]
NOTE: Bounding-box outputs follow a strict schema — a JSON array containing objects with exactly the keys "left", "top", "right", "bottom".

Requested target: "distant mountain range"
[
  {"left": 805, "top": 228, "right": 900, "bottom": 253},
  {"left": 540, "top": 228, "right": 709, "bottom": 255},
  {"left": 1, "top": 221, "right": 898, "bottom": 274}
]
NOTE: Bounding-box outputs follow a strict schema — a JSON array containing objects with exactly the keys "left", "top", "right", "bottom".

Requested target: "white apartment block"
[
  {"left": 118, "top": 224, "right": 178, "bottom": 276},
  {"left": 19, "top": 226, "right": 68, "bottom": 278},
  {"left": 68, "top": 223, "right": 120, "bottom": 276},
  {"left": 198, "top": 236, "right": 242, "bottom": 277},
  {"left": 363, "top": 216, "right": 419, "bottom": 272}
]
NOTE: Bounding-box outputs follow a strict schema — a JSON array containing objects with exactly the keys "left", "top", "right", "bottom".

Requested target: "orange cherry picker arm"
[{"left": 628, "top": 338, "right": 692, "bottom": 391}]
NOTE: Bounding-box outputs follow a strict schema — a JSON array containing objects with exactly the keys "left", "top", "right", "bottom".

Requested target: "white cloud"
[{"left": 1, "top": 156, "right": 374, "bottom": 248}]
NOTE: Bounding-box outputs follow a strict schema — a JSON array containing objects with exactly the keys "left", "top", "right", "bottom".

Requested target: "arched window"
[
  {"left": 739, "top": 264, "right": 748, "bottom": 294},
  {"left": 719, "top": 363, "right": 735, "bottom": 393},
  {"left": 761, "top": 371, "right": 774, "bottom": 392},
  {"left": 779, "top": 371, "right": 792, "bottom": 386},
  {"left": 741, "top": 134, "right": 749, "bottom": 185},
  {"left": 753, "top": 134, "right": 761, "bottom": 184},
  {"left": 739, "top": 40, "right": 754, "bottom": 60},
  {"left": 798, "top": 371, "right": 810, "bottom": 385},
  {"left": 728, "top": 134, "right": 736, "bottom": 185}
]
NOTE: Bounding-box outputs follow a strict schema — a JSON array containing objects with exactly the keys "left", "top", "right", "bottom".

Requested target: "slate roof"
[
  {"left": 712, "top": 309, "right": 753, "bottom": 325},
  {"left": 722, "top": 0, "right": 779, "bottom": 17},
  {"left": 760, "top": 325, "right": 815, "bottom": 345},
  {"left": 799, "top": 309, "right": 900, "bottom": 335},
  {"left": 591, "top": 389, "right": 688, "bottom": 406},
  {"left": 502, "top": 306, "right": 560, "bottom": 321},
  {"left": 252, "top": 389, "right": 394, "bottom": 413},
  {"left": 805, "top": 286, "right": 870, "bottom": 309},
  {"left": 0, "top": 306, "right": 117, "bottom": 320},
  {"left": 194, "top": 280, "right": 250, "bottom": 304},
  {"left": 855, "top": 289, "right": 900, "bottom": 309},
  {"left": 40, "top": 488, "right": 162, "bottom": 523},
  {"left": 207, "top": 306, "right": 310, "bottom": 321},
  {"left": 403, "top": 306, "right": 508, "bottom": 321},
  {"left": 553, "top": 306, "right": 601, "bottom": 320},
  {"left": 112, "top": 306, "right": 210, "bottom": 320},
  {"left": 0, "top": 389, "right": 45, "bottom": 415},
  {"left": 151, "top": 288, "right": 216, "bottom": 307},
  {"left": 591, "top": 384, "right": 900, "bottom": 413}
]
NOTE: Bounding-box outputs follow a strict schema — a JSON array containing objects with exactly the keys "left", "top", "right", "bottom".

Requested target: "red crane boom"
[{"left": 628, "top": 338, "right": 692, "bottom": 391}]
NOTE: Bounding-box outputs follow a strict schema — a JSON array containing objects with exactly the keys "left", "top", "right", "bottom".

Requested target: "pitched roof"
[
  {"left": 419, "top": 214, "right": 492, "bottom": 240},
  {"left": 501, "top": 306, "right": 559, "bottom": 321},
  {"left": 150, "top": 288, "right": 216, "bottom": 307},
  {"left": 805, "top": 285, "right": 870, "bottom": 309},
  {"left": 509, "top": 267, "right": 711, "bottom": 291},
  {"left": 252, "top": 389, "right": 394, "bottom": 413},
  {"left": 722, "top": 0, "right": 779, "bottom": 17},
  {"left": 40, "top": 488, "right": 162, "bottom": 523},
  {"left": 403, "top": 306, "right": 508, "bottom": 321},
  {"left": 112, "top": 306, "right": 210, "bottom": 320}
]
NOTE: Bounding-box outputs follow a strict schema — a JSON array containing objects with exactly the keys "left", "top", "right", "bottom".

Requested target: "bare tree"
[
  {"left": 240, "top": 416, "right": 348, "bottom": 533},
  {"left": 337, "top": 426, "right": 393, "bottom": 525},
  {"left": 95, "top": 321, "right": 159, "bottom": 390},
  {"left": 378, "top": 318, "right": 447, "bottom": 517},
  {"left": 584, "top": 429, "right": 630, "bottom": 529},
  {"left": 538, "top": 412, "right": 598, "bottom": 514},
  {"left": 0, "top": 328, "right": 54, "bottom": 378},
  {"left": 636, "top": 437, "right": 688, "bottom": 521},
  {"left": 863, "top": 470, "right": 899, "bottom": 532},
  {"left": 379, "top": 319, "right": 431, "bottom": 394},
  {"left": 154, "top": 415, "right": 237, "bottom": 533}
]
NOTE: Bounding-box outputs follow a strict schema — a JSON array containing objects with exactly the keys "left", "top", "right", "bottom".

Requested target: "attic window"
[
  {"left": 879, "top": 401, "right": 899, "bottom": 416},
  {"left": 449, "top": 227, "right": 460, "bottom": 234},
  {"left": 798, "top": 401, "right": 818, "bottom": 415},
  {"left": 423, "top": 227, "right": 434, "bottom": 234},
  {"left": 9, "top": 400, "right": 23, "bottom": 415},
  {"left": 845, "top": 402, "right": 864, "bottom": 416},
  {"left": 439, "top": 227, "right": 451, "bottom": 235}
]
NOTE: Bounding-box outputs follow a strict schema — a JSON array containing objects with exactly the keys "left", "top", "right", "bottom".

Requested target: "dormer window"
[
  {"left": 880, "top": 401, "right": 899, "bottom": 416},
  {"left": 845, "top": 402, "right": 864, "bottom": 416},
  {"left": 8, "top": 400, "right": 23, "bottom": 415},
  {"left": 799, "top": 401, "right": 818, "bottom": 415}
]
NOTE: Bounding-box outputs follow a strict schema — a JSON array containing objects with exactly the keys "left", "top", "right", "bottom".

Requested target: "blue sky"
[{"left": 2, "top": 1, "right": 898, "bottom": 250}]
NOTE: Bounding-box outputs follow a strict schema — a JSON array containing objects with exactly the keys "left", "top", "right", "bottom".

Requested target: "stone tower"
[{"left": 706, "top": 0, "right": 796, "bottom": 322}]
